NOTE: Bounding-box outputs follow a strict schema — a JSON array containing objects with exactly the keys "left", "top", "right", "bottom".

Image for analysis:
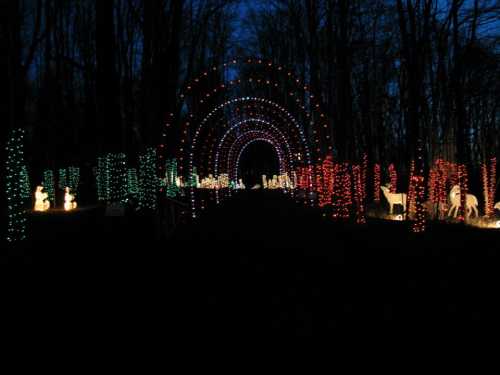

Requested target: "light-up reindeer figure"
[
  {"left": 447, "top": 185, "right": 479, "bottom": 219},
  {"left": 495, "top": 202, "right": 500, "bottom": 211},
  {"left": 380, "top": 185, "right": 407, "bottom": 214}
]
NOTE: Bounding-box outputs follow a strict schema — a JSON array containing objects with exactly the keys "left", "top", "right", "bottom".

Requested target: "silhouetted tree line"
[
  {"left": 2, "top": 0, "right": 499, "bottom": 174},
  {"left": 244, "top": 0, "right": 499, "bottom": 170}
]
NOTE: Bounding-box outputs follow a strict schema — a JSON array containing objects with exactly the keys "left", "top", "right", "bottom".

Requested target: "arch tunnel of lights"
[
  {"left": 6, "top": 57, "right": 500, "bottom": 245},
  {"left": 158, "top": 58, "right": 336, "bottom": 218},
  {"left": 152, "top": 57, "right": 443, "bottom": 232}
]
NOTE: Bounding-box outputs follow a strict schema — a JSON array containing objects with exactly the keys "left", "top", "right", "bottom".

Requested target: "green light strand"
[
  {"left": 43, "top": 170, "right": 55, "bottom": 202},
  {"left": 20, "top": 164, "right": 31, "bottom": 200},
  {"left": 5, "top": 128, "right": 27, "bottom": 242},
  {"left": 68, "top": 166, "right": 80, "bottom": 193},
  {"left": 96, "top": 156, "right": 110, "bottom": 201},
  {"left": 127, "top": 168, "right": 139, "bottom": 195},
  {"left": 138, "top": 147, "right": 158, "bottom": 210},
  {"left": 58, "top": 168, "right": 67, "bottom": 190},
  {"left": 108, "top": 153, "right": 127, "bottom": 204},
  {"left": 165, "top": 158, "right": 180, "bottom": 198}
]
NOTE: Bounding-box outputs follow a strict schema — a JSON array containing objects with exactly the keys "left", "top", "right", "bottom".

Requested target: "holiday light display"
[
  {"left": 186, "top": 167, "right": 200, "bottom": 188},
  {"left": 96, "top": 153, "right": 127, "bottom": 203},
  {"left": 411, "top": 141, "right": 426, "bottom": 232},
  {"left": 43, "top": 170, "right": 55, "bottom": 203},
  {"left": 185, "top": 97, "right": 312, "bottom": 217},
  {"left": 110, "top": 153, "right": 128, "bottom": 203},
  {"left": 332, "top": 163, "right": 351, "bottom": 219},
  {"left": 362, "top": 154, "right": 368, "bottom": 195},
  {"left": 407, "top": 160, "right": 416, "bottom": 217},
  {"left": 211, "top": 118, "right": 297, "bottom": 206},
  {"left": 259, "top": 173, "right": 294, "bottom": 189},
  {"left": 318, "top": 156, "right": 334, "bottom": 207},
  {"left": 262, "top": 174, "right": 268, "bottom": 189},
  {"left": 353, "top": 164, "right": 366, "bottom": 224},
  {"left": 96, "top": 156, "right": 109, "bottom": 201},
  {"left": 380, "top": 186, "right": 407, "bottom": 215},
  {"left": 428, "top": 166, "right": 437, "bottom": 204},
  {"left": 447, "top": 185, "right": 479, "bottom": 219},
  {"left": 374, "top": 164, "right": 381, "bottom": 202},
  {"left": 138, "top": 148, "right": 157, "bottom": 210},
  {"left": 172, "top": 58, "right": 326, "bottom": 164},
  {"left": 127, "top": 168, "right": 139, "bottom": 196},
  {"left": 20, "top": 165, "right": 31, "bottom": 200},
  {"left": 214, "top": 118, "right": 294, "bottom": 170},
  {"left": 412, "top": 175, "right": 426, "bottom": 232},
  {"left": 58, "top": 168, "right": 67, "bottom": 190},
  {"left": 456, "top": 164, "right": 469, "bottom": 221},
  {"left": 388, "top": 163, "right": 397, "bottom": 193},
  {"left": 205, "top": 107, "right": 303, "bottom": 181},
  {"left": 198, "top": 174, "right": 230, "bottom": 189},
  {"left": 482, "top": 162, "right": 490, "bottom": 215},
  {"left": 34, "top": 186, "right": 50, "bottom": 212},
  {"left": 5, "top": 128, "right": 27, "bottom": 242},
  {"left": 229, "top": 132, "right": 290, "bottom": 183},
  {"left": 68, "top": 166, "right": 80, "bottom": 193},
  {"left": 214, "top": 118, "right": 296, "bottom": 180},
  {"left": 165, "top": 159, "right": 181, "bottom": 198},
  {"left": 64, "top": 187, "right": 77, "bottom": 211},
  {"left": 490, "top": 158, "right": 497, "bottom": 214},
  {"left": 482, "top": 158, "right": 497, "bottom": 216}
]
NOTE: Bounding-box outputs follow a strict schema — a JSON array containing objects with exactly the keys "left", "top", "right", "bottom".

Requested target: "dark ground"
[{"left": 4, "top": 191, "right": 500, "bottom": 345}]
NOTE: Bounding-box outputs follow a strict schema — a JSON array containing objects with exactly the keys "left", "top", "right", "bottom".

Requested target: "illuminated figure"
[
  {"left": 495, "top": 202, "right": 500, "bottom": 211},
  {"left": 34, "top": 185, "right": 50, "bottom": 212},
  {"left": 447, "top": 185, "right": 478, "bottom": 218},
  {"left": 380, "top": 185, "right": 407, "bottom": 215},
  {"left": 262, "top": 175, "right": 268, "bottom": 189},
  {"left": 238, "top": 179, "right": 245, "bottom": 189},
  {"left": 64, "top": 187, "right": 77, "bottom": 211}
]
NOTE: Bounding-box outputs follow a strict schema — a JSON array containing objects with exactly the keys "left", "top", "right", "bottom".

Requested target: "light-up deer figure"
[
  {"left": 380, "top": 185, "right": 407, "bottom": 214},
  {"left": 447, "top": 185, "right": 478, "bottom": 218},
  {"left": 494, "top": 202, "right": 500, "bottom": 211}
]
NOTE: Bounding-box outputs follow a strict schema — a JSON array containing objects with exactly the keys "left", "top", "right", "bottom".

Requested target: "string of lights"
[
  {"left": 20, "top": 164, "right": 31, "bottom": 200},
  {"left": 68, "top": 166, "right": 80, "bottom": 193},
  {"left": 412, "top": 142, "right": 426, "bottom": 232},
  {"left": 388, "top": 163, "right": 397, "bottom": 193},
  {"left": 58, "top": 168, "right": 67, "bottom": 190},
  {"left": 43, "top": 170, "right": 55, "bottom": 203},
  {"left": 127, "top": 168, "right": 139, "bottom": 196},
  {"left": 374, "top": 164, "right": 381, "bottom": 202},
  {"left": 138, "top": 147, "right": 158, "bottom": 210},
  {"left": 5, "top": 128, "right": 27, "bottom": 242}
]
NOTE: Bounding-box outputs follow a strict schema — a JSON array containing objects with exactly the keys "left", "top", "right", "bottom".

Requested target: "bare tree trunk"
[{"left": 96, "top": 0, "right": 121, "bottom": 153}]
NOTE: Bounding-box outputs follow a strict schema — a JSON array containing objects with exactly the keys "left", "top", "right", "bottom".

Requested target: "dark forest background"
[{"left": 2, "top": 0, "right": 499, "bottom": 177}]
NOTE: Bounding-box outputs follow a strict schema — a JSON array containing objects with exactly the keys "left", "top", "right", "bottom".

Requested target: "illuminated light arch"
[
  {"left": 217, "top": 130, "right": 291, "bottom": 204},
  {"left": 232, "top": 138, "right": 286, "bottom": 184},
  {"left": 174, "top": 81, "right": 329, "bottom": 164},
  {"left": 226, "top": 131, "right": 288, "bottom": 181},
  {"left": 187, "top": 97, "right": 314, "bottom": 217},
  {"left": 198, "top": 105, "right": 309, "bottom": 178},
  {"left": 188, "top": 97, "right": 311, "bottom": 169},
  {"left": 214, "top": 118, "right": 295, "bottom": 179},
  {"left": 164, "top": 57, "right": 335, "bottom": 218},
  {"left": 162, "top": 57, "right": 334, "bottom": 173},
  {"left": 212, "top": 122, "right": 295, "bottom": 205}
]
